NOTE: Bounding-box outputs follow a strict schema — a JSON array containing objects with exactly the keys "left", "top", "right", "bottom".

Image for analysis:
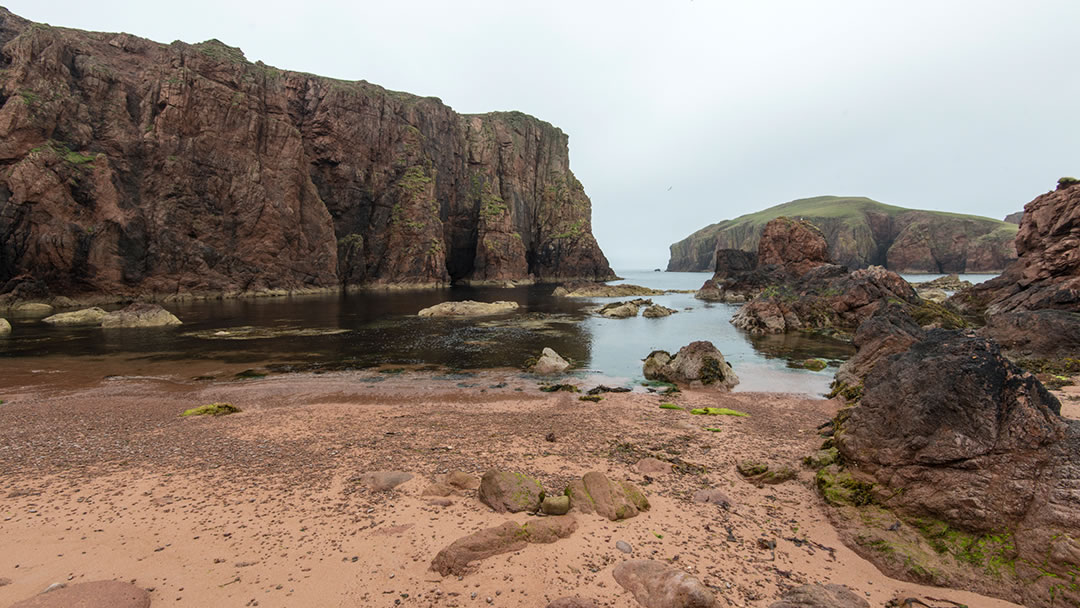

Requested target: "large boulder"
[
  {"left": 531, "top": 347, "right": 571, "bottom": 374},
  {"left": 43, "top": 307, "right": 107, "bottom": 327},
  {"left": 0, "top": 318, "right": 9, "bottom": 335},
  {"left": 564, "top": 472, "right": 649, "bottom": 521},
  {"left": 835, "top": 329, "right": 1080, "bottom": 607},
  {"left": 430, "top": 516, "right": 577, "bottom": 576},
  {"left": 417, "top": 300, "right": 519, "bottom": 317},
  {"left": 757, "top": 217, "right": 831, "bottom": 277},
  {"left": 642, "top": 304, "right": 676, "bottom": 318},
  {"left": 832, "top": 303, "right": 925, "bottom": 389},
  {"left": 101, "top": 303, "right": 182, "bottom": 328},
  {"left": 478, "top": 470, "right": 544, "bottom": 513},
  {"left": 642, "top": 341, "right": 738, "bottom": 389},
  {"left": 768, "top": 584, "right": 868, "bottom": 608},
  {"left": 9, "top": 580, "right": 151, "bottom": 608},
  {"left": 612, "top": 559, "right": 715, "bottom": 608}
]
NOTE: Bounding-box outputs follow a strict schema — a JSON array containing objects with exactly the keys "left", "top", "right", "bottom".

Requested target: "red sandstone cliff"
[{"left": 0, "top": 10, "right": 614, "bottom": 298}]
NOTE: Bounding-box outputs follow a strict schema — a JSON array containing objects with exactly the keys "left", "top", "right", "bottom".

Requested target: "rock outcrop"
[
  {"left": 0, "top": 9, "right": 613, "bottom": 301},
  {"left": 642, "top": 341, "right": 739, "bottom": 389},
  {"left": 831, "top": 329, "right": 1080, "bottom": 608},
  {"left": 730, "top": 265, "right": 922, "bottom": 335},
  {"left": 694, "top": 217, "right": 828, "bottom": 303},
  {"left": 1004, "top": 211, "right": 1024, "bottom": 225},
  {"left": 669, "top": 196, "right": 1017, "bottom": 273},
  {"left": 552, "top": 282, "right": 662, "bottom": 297},
  {"left": 0, "top": 317, "right": 9, "bottom": 334},
  {"left": 417, "top": 300, "right": 519, "bottom": 317},
  {"left": 956, "top": 179, "right": 1080, "bottom": 358}
]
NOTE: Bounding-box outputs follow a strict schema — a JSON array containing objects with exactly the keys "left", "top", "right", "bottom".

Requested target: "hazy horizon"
[{"left": 7, "top": 1, "right": 1079, "bottom": 269}]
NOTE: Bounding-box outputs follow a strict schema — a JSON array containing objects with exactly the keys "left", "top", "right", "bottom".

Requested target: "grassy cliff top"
[{"left": 685, "top": 196, "right": 1017, "bottom": 240}]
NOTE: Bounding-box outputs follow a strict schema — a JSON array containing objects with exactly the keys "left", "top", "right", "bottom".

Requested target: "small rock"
[
  {"left": 357, "top": 471, "right": 413, "bottom": 491},
  {"left": 531, "top": 347, "right": 571, "bottom": 374},
  {"left": 545, "top": 432, "right": 556, "bottom": 442},
  {"left": 422, "top": 483, "right": 455, "bottom": 497},
  {"left": 478, "top": 470, "right": 544, "bottom": 513},
  {"left": 691, "top": 488, "right": 732, "bottom": 508},
  {"left": 615, "top": 540, "right": 632, "bottom": 554},
  {"left": 546, "top": 597, "right": 599, "bottom": 608},
  {"left": 541, "top": 495, "right": 571, "bottom": 515},
  {"left": 11, "top": 580, "right": 150, "bottom": 608},
  {"left": 768, "top": 583, "right": 869, "bottom": 608},
  {"left": 101, "top": 303, "right": 181, "bottom": 328},
  {"left": 417, "top": 300, "right": 518, "bottom": 318},
  {"left": 634, "top": 457, "right": 672, "bottom": 476}
]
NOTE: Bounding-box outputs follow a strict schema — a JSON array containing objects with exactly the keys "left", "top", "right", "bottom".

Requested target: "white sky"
[{"left": 9, "top": 1, "right": 1080, "bottom": 269}]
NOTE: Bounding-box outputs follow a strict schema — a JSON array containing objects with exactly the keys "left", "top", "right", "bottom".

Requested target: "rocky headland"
[
  {"left": 0, "top": 9, "right": 613, "bottom": 308},
  {"left": 668, "top": 196, "right": 1018, "bottom": 274}
]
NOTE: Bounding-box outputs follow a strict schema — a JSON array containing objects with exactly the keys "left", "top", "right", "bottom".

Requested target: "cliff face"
[
  {"left": 668, "top": 196, "right": 1017, "bottom": 274},
  {"left": 959, "top": 180, "right": 1080, "bottom": 316},
  {"left": 0, "top": 10, "right": 614, "bottom": 298}
]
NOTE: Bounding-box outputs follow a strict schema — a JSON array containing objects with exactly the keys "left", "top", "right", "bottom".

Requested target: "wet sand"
[{"left": 0, "top": 371, "right": 1025, "bottom": 607}]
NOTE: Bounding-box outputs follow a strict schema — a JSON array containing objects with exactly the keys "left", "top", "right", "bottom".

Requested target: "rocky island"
[{"left": 668, "top": 196, "right": 1018, "bottom": 274}]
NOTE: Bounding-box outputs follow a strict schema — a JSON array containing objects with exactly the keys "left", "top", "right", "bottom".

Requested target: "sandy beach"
[{"left": 0, "top": 370, "right": 1033, "bottom": 607}]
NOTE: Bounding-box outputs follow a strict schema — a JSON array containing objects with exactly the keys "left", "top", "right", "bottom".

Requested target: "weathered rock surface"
[
  {"left": 835, "top": 329, "right": 1080, "bottom": 607},
  {"left": 100, "top": 303, "right": 181, "bottom": 328},
  {"left": 42, "top": 307, "right": 107, "bottom": 326},
  {"left": 0, "top": 317, "right": 9, "bottom": 335},
  {"left": 642, "top": 341, "right": 738, "bottom": 389},
  {"left": 356, "top": 470, "right": 413, "bottom": 492},
  {"left": 478, "top": 470, "right": 544, "bottom": 513},
  {"left": 553, "top": 282, "right": 662, "bottom": 297},
  {"left": 756, "top": 217, "right": 831, "bottom": 277},
  {"left": 597, "top": 298, "right": 654, "bottom": 318},
  {"left": 430, "top": 516, "right": 577, "bottom": 576},
  {"left": 540, "top": 495, "right": 570, "bottom": 515},
  {"left": 915, "top": 287, "right": 947, "bottom": 303},
  {"left": 612, "top": 559, "right": 715, "bottom": 608},
  {"left": 832, "top": 303, "right": 926, "bottom": 388},
  {"left": 912, "top": 273, "right": 972, "bottom": 291},
  {"left": 0, "top": 9, "right": 613, "bottom": 300},
  {"left": 956, "top": 180, "right": 1080, "bottom": 359},
  {"left": 10, "top": 302, "right": 53, "bottom": 316},
  {"left": 668, "top": 196, "right": 1017, "bottom": 273},
  {"left": 546, "top": 597, "right": 599, "bottom": 608},
  {"left": 960, "top": 180, "right": 1080, "bottom": 316},
  {"left": 731, "top": 265, "right": 921, "bottom": 335},
  {"left": 565, "top": 472, "right": 649, "bottom": 521},
  {"left": 634, "top": 457, "right": 672, "bottom": 476},
  {"left": 642, "top": 304, "right": 676, "bottom": 318},
  {"left": 1004, "top": 210, "right": 1025, "bottom": 225},
  {"left": 9, "top": 580, "right": 151, "bottom": 608},
  {"left": 767, "top": 583, "right": 868, "bottom": 608},
  {"left": 417, "top": 300, "right": 519, "bottom": 317},
  {"left": 530, "top": 347, "right": 571, "bottom": 374},
  {"left": 736, "top": 460, "right": 796, "bottom": 485},
  {"left": 440, "top": 471, "right": 480, "bottom": 491},
  {"left": 691, "top": 488, "right": 732, "bottom": 508}
]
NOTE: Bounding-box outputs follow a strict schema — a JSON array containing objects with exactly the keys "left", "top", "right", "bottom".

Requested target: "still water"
[{"left": 1, "top": 270, "right": 992, "bottom": 396}]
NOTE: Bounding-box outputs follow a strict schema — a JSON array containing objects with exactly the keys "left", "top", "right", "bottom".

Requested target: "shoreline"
[{"left": 0, "top": 370, "right": 1027, "bottom": 607}]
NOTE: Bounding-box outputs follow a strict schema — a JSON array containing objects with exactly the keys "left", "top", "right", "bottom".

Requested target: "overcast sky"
[{"left": 8, "top": 1, "right": 1080, "bottom": 269}]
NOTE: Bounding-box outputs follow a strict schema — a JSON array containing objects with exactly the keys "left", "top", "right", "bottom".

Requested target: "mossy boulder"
[
  {"left": 180, "top": 403, "right": 240, "bottom": 417},
  {"left": 478, "top": 470, "right": 544, "bottom": 513},
  {"left": 803, "top": 447, "right": 839, "bottom": 469},
  {"left": 814, "top": 465, "right": 875, "bottom": 507},
  {"left": 643, "top": 341, "right": 739, "bottom": 389},
  {"left": 564, "top": 471, "right": 649, "bottom": 521},
  {"left": 737, "top": 460, "right": 796, "bottom": 485}
]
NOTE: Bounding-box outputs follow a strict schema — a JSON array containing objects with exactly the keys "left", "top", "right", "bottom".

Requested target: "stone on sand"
[
  {"left": 10, "top": 580, "right": 151, "bottom": 608},
  {"left": 768, "top": 583, "right": 869, "bottom": 608},
  {"left": 541, "top": 495, "right": 571, "bottom": 515},
  {"left": 531, "top": 347, "right": 571, "bottom": 374},
  {"left": 565, "top": 472, "right": 649, "bottom": 521},
  {"left": 441, "top": 471, "right": 480, "bottom": 490},
  {"left": 635, "top": 457, "right": 672, "bottom": 476},
  {"left": 430, "top": 516, "right": 577, "bottom": 576},
  {"left": 546, "top": 597, "right": 599, "bottom": 608},
  {"left": 357, "top": 470, "right": 413, "bottom": 491},
  {"left": 691, "top": 488, "right": 732, "bottom": 508},
  {"left": 478, "top": 470, "right": 544, "bottom": 513},
  {"left": 612, "top": 559, "right": 715, "bottom": 608}
]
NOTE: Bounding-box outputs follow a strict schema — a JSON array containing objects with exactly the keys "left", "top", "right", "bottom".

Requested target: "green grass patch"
[
  {"left": 579, "top": 395, "right": 602, "bottom": 402},
  {"left": 658, "top": 403, "right": 682, "bottom": 410}
]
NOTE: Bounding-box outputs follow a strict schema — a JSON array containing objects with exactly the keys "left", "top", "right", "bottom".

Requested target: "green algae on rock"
[{"left": 181, "top": 403, "right": 241, "bottom": 417}]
